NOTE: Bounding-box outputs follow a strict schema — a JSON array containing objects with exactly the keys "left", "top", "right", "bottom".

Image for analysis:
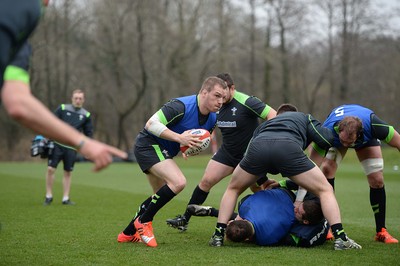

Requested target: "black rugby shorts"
[
  {"left": 239, "top": 137, "right": 315, "bottom": 177},
  {"left": 134, "top": 134, "right": 172, "bottom": 173},
  {"left": 212, "top": 145, "right": 242, "bottom": 168},
  {"left": 48, "top": 144, "right": 77, "bottom": 172}
]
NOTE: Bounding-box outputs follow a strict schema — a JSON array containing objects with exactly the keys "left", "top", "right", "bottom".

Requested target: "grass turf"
[{"left": 0, "top": 150, "right": 399, "bottom": 265}]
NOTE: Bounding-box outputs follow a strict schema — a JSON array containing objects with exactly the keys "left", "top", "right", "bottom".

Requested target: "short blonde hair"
[
  {"left": 72, "top": 89, "right": 84, "bottom": 96},
  {"left": 199, "top": 76, "right": 227, "bottom": 93}
]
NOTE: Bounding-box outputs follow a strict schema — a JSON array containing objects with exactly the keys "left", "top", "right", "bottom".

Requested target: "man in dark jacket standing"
[{"left": 44, "top": 89, "right": 93, "bottom": 206}]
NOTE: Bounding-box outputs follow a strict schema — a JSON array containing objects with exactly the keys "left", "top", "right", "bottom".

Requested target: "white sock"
[
  {"left": 62, "top": 196, "right": 69, "bottom": 202},
  {"left": 46, "top": 194, "right": 53, "bottom": 199}
]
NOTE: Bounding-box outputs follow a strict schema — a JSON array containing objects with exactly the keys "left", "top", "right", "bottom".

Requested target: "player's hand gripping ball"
[{"left": 180, "top": 129, "right": 211, "bottom": 156}]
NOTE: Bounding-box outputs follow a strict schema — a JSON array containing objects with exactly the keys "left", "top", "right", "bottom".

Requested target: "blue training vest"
[
  {"left": 323, "top": 104, "right": 373, "bottom": 148},
  {"left": 156, "top": 95, "right": 216, "bottom": 157},
  {"left": 239, "top": 189, "right": 296, "bottom": 246}
]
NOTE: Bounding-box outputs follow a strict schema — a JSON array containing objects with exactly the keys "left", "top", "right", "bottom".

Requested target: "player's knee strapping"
[{"left": 361, "top": 158, "right": 384, "bottom": 175}]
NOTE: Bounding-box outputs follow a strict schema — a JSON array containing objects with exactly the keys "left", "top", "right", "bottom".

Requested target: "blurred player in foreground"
[{"left": 0, "top": 0, "right": 127, "bottom": 171}]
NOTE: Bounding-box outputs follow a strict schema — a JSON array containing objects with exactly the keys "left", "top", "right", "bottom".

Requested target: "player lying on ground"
[{"left": 189, "top": 179, "right": 328, "bottom": 247}]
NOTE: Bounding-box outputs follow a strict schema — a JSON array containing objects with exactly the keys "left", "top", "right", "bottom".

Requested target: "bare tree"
[
  {"left": 168, "top": 1, "right": 206, "bottom": 91},
  {"left": 62, "top": 0, "right": 71, "bottom": 101},
  {"left": 339, "top": 0, "right": 372, "bottom": 101},
  {"left": 339, "top": 0, "right": 350, "bottom": 101},
  {"left": 249, "top": 0, "right": 256, "bottom": 91},
  {"left": 315, "top": 0, "right": 339, "bottom": 107},
  {"left": 217, "top": 0, "right": 228, "bottom": 70},
  {"left": 3, "top": 0, "right": 400, "bottom": 160},
  {"left": 153, "top": 0, "right": 171, "bottom": 111},
  {"left": 267, "top": 0, "right": 307, "bottom": 103},
  {"left": 262, "top": 8, "right": 273, "bottom": 102},
  {"left": 86, "top": 0, "right": 148, "bottom": 149}
]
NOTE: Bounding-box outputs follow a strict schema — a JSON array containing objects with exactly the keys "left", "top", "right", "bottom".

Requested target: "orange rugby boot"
[
  {"left": 134, "top": 218, "right": 157, "bottom": 247},
  {"left": 117, "top": 231, "right": 142, "bottom": 243},
  {"left": 375, "top": 228, "right": 398, "bottom": 244}
]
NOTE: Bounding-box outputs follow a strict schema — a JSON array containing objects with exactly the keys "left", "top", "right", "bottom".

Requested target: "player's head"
[
  {"left": 295, "top": 199, "right": 324, "bottom": 225},
  {"left": 216, "top": 73, "right": 235, "bottom": 104},
  {"left": 71, "top": 89, "right": 85, "bottom": 108},
  {"left": 216, "top": 73, "right": 234, "bottom": 88},
  {"left": 277, "top": 103, "right": 298, "bottom": 115},
  {"left": 200, "top": 76, "right": 227, "bottom": 93},
  {"left": 337, "top": 116, "right": 363, "bottom": 148},
  {"left": 226, "top": 220, "right": 254, "bottom": 242},
  {"left": 199, "top": 76, "right": 228, "bottom": 113}
]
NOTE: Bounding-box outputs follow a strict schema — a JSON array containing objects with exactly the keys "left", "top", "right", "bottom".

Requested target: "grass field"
[{"left": 0, "top": 150, "right": 399, "bottom": 265}]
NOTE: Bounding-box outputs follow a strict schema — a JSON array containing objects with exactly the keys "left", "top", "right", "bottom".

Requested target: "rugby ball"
[{"left": 180, "top": 129, "right": 211, "bottom": 156}]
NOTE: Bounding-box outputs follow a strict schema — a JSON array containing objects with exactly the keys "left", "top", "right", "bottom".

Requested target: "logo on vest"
[{"left": 231, "top": 107, "right": 237, "bottom": 116}]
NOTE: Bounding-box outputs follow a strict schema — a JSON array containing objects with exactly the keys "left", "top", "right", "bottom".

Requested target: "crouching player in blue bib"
[{"left": 310, "top": 104, "right": 400, "bottom": 244}]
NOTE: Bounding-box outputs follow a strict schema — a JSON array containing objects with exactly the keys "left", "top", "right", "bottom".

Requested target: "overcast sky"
[{"left": 232, "top": 0, "right": 400, "bottom": 39}]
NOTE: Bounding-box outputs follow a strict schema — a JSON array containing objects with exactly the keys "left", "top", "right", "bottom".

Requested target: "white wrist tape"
[
  {"left": 296, "top": 187, "right": 307, "bottom": 202},
  {"left": 146, "top": 114, "right": 168, "bottom": 137},
  {"left": 325, "top": 147, "right": 343, "bottom": 165}
]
